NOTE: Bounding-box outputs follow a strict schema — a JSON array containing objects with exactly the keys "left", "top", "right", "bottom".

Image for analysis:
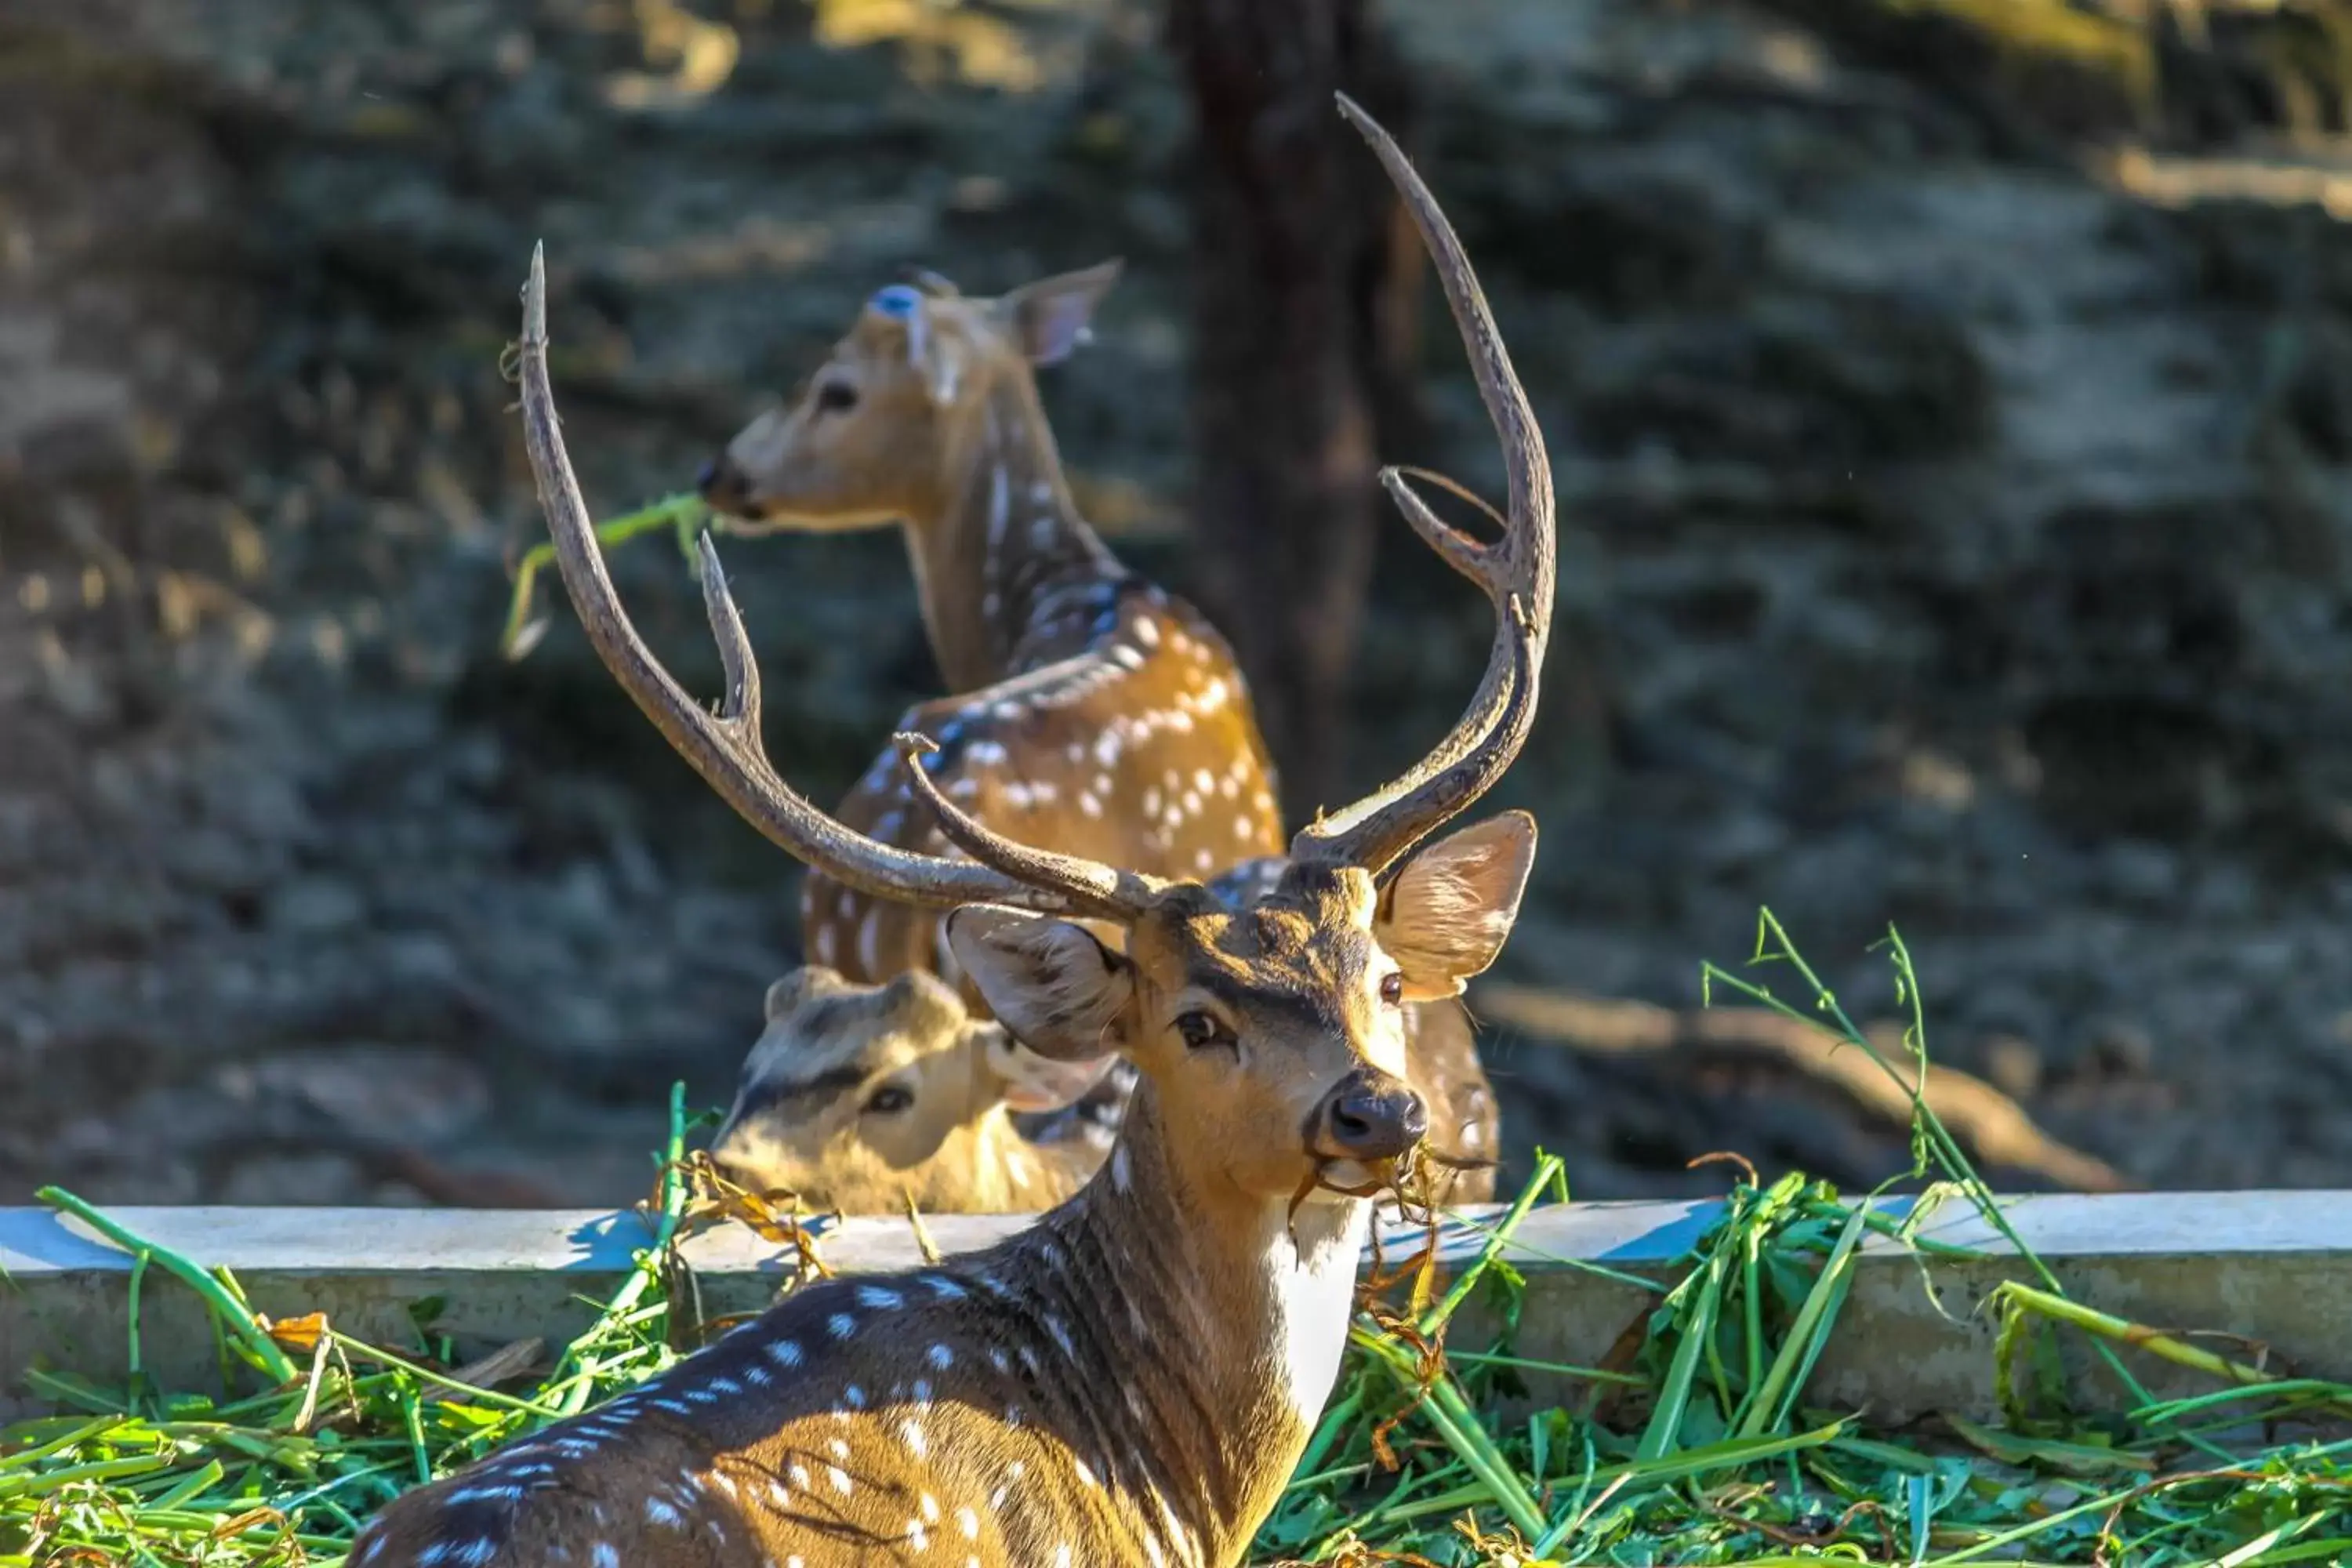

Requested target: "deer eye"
[
  {"left": 863, "top": 1084, "right": 913, "bottom": 1115},
  {"left": 1380, "top": 972, "right": 1404, "bottom": 1006},
  {"left": 1174, "top": 1011, "right": 1234, "bottom": 1051},
  {"left": 870, "top": 284, "right": 922, "bottom": 319},
  {"left": 815, "top": 379, "right": 858, "bottom": 414}
]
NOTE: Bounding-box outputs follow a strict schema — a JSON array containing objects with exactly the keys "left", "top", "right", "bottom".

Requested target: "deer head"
[
  {"left": 710, "top": 965, "right": 1098, "bottom": 1214},
  {"left": 347, "top": 93, "right": 1556, "bottom": 1568},
  {"left": 698, "top": 261, "right": 1123, "bottom": 529}
]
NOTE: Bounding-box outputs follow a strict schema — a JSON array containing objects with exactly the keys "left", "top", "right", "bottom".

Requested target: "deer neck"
[
  {"left": 907, "top": 372, "right": 1123, "bottom": 691},
  {"left": 1029, "top": 1085, "right": 1370, "bottom": 1565}
]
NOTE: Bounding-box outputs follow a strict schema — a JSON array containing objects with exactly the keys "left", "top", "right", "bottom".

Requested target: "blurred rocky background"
[{"left": 8, "top": 0, "right": 2352, "bottom": 1210}]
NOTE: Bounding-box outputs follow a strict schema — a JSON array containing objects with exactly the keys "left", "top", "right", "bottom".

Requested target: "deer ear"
[
  {"left": 975, "top": 1024, "right": 1120, "bottom": 1115},
  {"left": 946, "top": 906, "right": 1132, "bottom": 1063},
  {"left": 1374, "top": 811, "right": 1537, "bottom": 1002},
  {"left": 996, "top": 260, "right": 1123, "bottom": 367},
  {"left": 766, "top": 966, "right": 852, "bottom": 1022}
]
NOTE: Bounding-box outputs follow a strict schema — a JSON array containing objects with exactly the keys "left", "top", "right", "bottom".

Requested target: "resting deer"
[
  {"left": 692, "top": 214, "right": 1504, "bottom": 1203},
  {"left": 713, "top": 964, "right": 1103, "bottom": 1216},
  {"left": 350, "top": 95, "right": 1552, "bottom": 1568}
]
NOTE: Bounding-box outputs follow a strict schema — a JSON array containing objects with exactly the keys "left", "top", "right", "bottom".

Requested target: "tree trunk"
[{"left": 1164, "top": 0, "right": 1415, "bottom": 820}]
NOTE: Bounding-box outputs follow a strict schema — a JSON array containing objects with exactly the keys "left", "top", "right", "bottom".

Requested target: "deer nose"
[
  {"left": 1309, "top": 1070, "right": 1428, "bottom": 1162},
  {"left": 698, "top": 454, "right": 752, "bottom": 514}
]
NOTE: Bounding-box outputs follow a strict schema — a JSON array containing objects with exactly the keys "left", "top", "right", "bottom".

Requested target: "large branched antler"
[
  {"left": 1290, "top": 95, "right": 1558, "bottom": 878},
  {"left": 516, "top": 246, "right": 1161, "bottom": 924}
]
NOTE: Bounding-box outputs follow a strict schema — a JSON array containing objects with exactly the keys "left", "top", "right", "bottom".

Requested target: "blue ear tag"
[{"left": 870, "top": 285, "right": 923, "bottom": 320}]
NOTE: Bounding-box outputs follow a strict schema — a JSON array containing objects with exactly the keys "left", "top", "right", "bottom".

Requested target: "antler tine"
[
  {"left": 517, "top": 244, "right": 1090, "bottom": 920},
  {"left": 895, "top": 735, "right": 1164, "bottom": 920},
  {"left": 1293, "top": 96, "right": 1559, "bottom": 877}
]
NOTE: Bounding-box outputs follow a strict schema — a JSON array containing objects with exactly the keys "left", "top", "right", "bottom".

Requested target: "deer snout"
[
  {"left": 1308, "top": 1070, "right": 1428, "bottom": 1163},
  {"left": 698, "top": 453, "right": 760, "bottom": 517}
]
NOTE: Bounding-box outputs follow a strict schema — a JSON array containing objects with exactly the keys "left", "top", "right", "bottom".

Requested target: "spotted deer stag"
[
  {"left": 350, "top": 96, "right": 1551, "bottom": 1568},
  {"left": 693, "top": 200, "right": 1527, "bottom": 1206}
]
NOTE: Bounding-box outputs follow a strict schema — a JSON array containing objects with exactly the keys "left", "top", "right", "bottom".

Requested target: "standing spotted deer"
[
  {"left": 697, "top": 251, "right": 1284, "bottom": 997},
  {"left": 693, "top": 208, "right": 1510, "bottom": 1202},
  {"left": 351, "top": 96, "right": 1551, "bottom": 1568}
]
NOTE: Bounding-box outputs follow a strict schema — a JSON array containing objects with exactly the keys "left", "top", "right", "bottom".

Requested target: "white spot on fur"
[
  {"left": 958, "top": 1504, "right": 979, "bottom": 1538},
  {"left": 813, "top": 924, "right": 837, "bottom": 965},
  {"left": 928, "top": 1344, "right": 954, "bottom": 1369},
  {"left": 1111, "top": 1143, "right": 1132, "bottom": 1190},
  {"left": 857, "top": 909, "right": 881, "bottom": 975},
  {"left": 829, "top": 1313, "right": 855, "bottom": 1339},
  {"left": 829, "top": 1465, "right": 853, "bottom": 1496},
  {"left": 1078, "top": 791, "right": 1102, "bottom": 818},
  {"left": 902, "top": 1418, "right": 929, "bottom": 1458}
]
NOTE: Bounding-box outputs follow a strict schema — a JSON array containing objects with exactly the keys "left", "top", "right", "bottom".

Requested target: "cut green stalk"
[
  {"left": 34, "top": 1186, "right": 298, "bottom": 1385},
  {"left": 500, "top": 492, "right": 711, "bottom": 659},
  {"left": 1737, "top": 1200, "right": 1867, "bottom": 1439}
]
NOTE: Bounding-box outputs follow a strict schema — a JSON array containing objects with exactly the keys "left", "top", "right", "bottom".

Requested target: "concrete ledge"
[{"left": 5, "top": 1192, "right": 2347, "bottom": 1423}]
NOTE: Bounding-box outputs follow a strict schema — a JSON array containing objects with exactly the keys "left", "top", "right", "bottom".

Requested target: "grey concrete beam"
[{"left": 4, "top": 1192, "right": 2346, "bottom": 1423}]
